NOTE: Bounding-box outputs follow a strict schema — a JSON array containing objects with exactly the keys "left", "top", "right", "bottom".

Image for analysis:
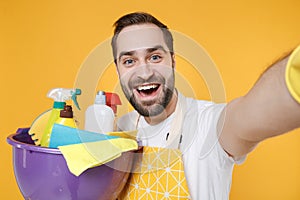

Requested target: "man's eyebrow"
[
  {"left": 146, "top": 45, "right": 167, "bottom": 53},
  {"left": 118, "top": 51, "right": 134, "bottom": 62},
  {"left": 118, "top": 45, "right": 168, "bottom": 63}
]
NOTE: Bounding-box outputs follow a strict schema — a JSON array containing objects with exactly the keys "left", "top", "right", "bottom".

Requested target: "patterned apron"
[{"left": 119, "top": 93, "right": 192, "bottom": 199}]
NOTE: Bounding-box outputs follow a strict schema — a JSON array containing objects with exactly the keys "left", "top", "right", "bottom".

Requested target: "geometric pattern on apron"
[{"left": 119, "top": 146, "right": 191, "bottom": 199}]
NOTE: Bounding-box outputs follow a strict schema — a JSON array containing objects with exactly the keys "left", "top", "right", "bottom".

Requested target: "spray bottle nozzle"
[
  {"left": 47, "top": 88, "right": 81, "bottom": 110},
  {"left": 105, "top": 92, "right": 122, "bottom": 114},
  {"left": 74, "top": 89, "right": 81, "bottom": 95}
]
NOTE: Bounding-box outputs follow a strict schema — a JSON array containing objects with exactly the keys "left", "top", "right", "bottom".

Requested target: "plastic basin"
[{"left": 6, "top": 128, "right": 134, "bottom": 200}]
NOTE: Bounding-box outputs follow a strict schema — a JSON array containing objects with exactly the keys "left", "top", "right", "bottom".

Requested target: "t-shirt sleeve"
[{"left": 196, "top": 103, "right": 246, "bottom": 168}]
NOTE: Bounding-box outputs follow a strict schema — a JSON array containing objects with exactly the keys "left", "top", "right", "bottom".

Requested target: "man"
[{"left": 111, "top": 12, "right": 300, "bottom": 199}]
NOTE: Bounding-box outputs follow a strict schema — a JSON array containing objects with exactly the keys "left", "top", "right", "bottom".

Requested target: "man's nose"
[{"left": 136, "top": 62, "right": 154, "bottom": 80}]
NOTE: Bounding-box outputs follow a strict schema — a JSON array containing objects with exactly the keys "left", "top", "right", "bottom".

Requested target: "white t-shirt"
[{"left": 117, "top": 93, "right": 239, "bottom": 200}]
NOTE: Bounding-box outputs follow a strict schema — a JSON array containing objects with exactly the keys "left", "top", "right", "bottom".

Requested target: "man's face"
[{"left": 115, "top": 24, "right": 175, "bottom": 117}]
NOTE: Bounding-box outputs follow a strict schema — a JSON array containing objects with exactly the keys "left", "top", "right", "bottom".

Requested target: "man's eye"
[
  {"left": 123, "top": 59, "right": 134, "bottom": 66},
  {"left": 149, "top": 55, "right": 162, "bottom": 62}
]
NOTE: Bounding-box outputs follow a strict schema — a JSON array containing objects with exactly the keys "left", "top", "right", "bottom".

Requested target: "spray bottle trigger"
[{"left": 71, "top": 89, "right": 81, "bottom": 110}]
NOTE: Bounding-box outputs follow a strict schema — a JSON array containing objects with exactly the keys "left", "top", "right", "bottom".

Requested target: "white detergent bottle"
[{"left": 84, "top": 91, "right": 115, "bottom": 134}]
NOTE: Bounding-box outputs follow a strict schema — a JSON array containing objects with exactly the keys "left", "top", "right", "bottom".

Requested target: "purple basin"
[{"left": 7, "top": 128, "right": 134, "bottom": 200}]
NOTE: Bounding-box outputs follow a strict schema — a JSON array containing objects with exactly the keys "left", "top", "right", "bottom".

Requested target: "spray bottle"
[
  {"left": 55, "top": 105, "right": 77, "bottom": 128},
  {"left": 84, "top": 91, "right": 115, "bottom": 134},
  {"left": 105, "top": 92, "right": 122, "bottom": 131},
  {"left": 40, "top": 88, "right": 81, "bottom": 147}
]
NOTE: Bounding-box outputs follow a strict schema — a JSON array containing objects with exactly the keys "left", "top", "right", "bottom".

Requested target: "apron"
[{"left": 119, "top": 93, "right": 192, "bottom": 199}]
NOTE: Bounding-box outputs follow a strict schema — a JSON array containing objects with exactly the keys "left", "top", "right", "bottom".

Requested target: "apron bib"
[{"left": 119, "top": 92, "right": 191, "bottom": 199}]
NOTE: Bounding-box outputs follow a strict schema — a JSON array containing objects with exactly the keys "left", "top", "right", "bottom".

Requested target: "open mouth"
[{"left": 136, "top": 84, "right": 160, "bottom": 97}]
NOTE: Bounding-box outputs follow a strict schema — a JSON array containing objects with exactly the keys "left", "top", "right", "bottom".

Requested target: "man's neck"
[{"left": 144, "top": 90, "right": 178, "bottom": 125}]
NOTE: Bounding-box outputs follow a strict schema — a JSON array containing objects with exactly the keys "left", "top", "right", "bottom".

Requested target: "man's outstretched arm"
[{"left": 219, "top": 46, "right": 300, "bottom": 158}]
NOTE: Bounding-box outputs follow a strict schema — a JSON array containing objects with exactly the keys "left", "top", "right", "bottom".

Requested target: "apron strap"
[
  {"left": 166, "top": 91, "right": 187, "bottom": 149},
  {"left": 135, "top": 90, "right": 188, "bottom": 149}
]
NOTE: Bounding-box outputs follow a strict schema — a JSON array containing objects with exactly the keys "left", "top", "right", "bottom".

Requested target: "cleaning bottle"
[
  {"left": 40, "top": 88, "right": 81, "bottom": 147},
  {"left": 55, "top": 105, "right": 77, "bottom": 128},
  {"left": 105, "top": 92, "right": 122, "bottom": 131},
  {"left": 84, "top": 91, "right": 115, "bottom": 134}
]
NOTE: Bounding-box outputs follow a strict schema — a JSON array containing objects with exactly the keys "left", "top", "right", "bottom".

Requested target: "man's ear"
[{"left": 172, "top": 54, "right": 176, "bottom": 69}]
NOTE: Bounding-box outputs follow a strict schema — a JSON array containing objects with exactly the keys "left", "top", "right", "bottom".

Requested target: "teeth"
[{"left": 137, "top": 84, "right": 158, "bottom": 91}]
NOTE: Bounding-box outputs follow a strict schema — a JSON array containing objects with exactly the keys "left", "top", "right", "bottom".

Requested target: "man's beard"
[{"left": 120, "top": 71, "right": 175, "bottom": 117}]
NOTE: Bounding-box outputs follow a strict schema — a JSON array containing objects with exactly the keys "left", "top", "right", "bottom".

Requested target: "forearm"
[
  {"left": 234, "top": 55, "right": 300, "bottom": 141},
  {"left": 220, "top": 46, "right": 300, "bottom": 157}
]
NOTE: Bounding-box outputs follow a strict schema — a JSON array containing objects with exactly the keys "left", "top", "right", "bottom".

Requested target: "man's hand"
[{"left": 286, "top": 45, "right": 300, "bottom": 104}]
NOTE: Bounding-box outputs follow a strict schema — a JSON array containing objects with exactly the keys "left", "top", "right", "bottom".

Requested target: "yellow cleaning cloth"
[
  {"left": 106, "top": 130, "right": 137, "bottom": 140},
  {"left": 286, "top": 45, "right": 300, "bottom": 103},
  {"left": 59, "top": 138, "right": 138, "bottom": 176}
]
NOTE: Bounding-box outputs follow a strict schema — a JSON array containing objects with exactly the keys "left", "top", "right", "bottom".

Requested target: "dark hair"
[{"left": 111, "top": 12, "right": 174, "bottom": 63}]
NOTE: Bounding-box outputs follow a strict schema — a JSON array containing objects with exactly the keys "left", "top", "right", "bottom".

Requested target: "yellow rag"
[
  {"left": 106, "top": 130, "right": 137, "bottom": 140},
  {"left": 59, "top": 138, "right": 138, "bottom": 176},
  {"left": 286, "top": 45, "right": 300, "bottom": 103}
]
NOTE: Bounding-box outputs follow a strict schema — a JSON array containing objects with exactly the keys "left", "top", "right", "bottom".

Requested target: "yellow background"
[{"left": 1, "top": 0, "right": 300, "bottom": 199}]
